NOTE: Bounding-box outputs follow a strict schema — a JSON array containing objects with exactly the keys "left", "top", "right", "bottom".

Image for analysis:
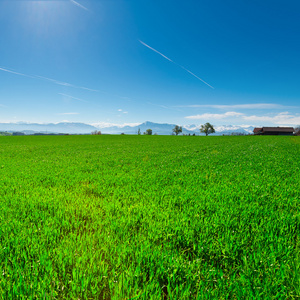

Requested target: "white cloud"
[
  {"left": 179, "top": 103, "right": 298, "bottom": 109},
  {"left": 223, "top": 112, "right": 244, "bottom": 117},
  {"left": 185, "top": 111, "right": 300, "bottom": 126},
  {"left": 117, "top": 109, "right": 128, "bottom": 114},
  {"left": 186, "top": 111, "right": 243, "bottom": 120},
  {"left": 243, "top": 112, "right": 300, "bottom": 125}
]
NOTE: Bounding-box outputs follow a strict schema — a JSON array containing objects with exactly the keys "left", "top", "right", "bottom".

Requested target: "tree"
[
  {"left": 91, "top": 130, "right": 101, "bottom": 135},
  {"left": 295, "top": 126, "right": 300, "bottom": 136},
  {"left": 200, "top": 122, "right": 215, "bottom": 136},
  {"left": 172, "top": 125, "right": 182, "bottom": 136},
  {"left": 145, "top": 129, "right": 152, "bottom": 135},
  {"left": 0, "top": 131, "right": 11, "bottom": 136},
  {"left": 137, "top": 128, "right": 141, "bottom": 135}
]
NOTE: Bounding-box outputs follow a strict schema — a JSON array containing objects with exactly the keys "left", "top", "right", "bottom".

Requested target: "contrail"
[
  {"left": 146, "top": 101, "right": 182, "bottom": 112},
  {"left": 70, "top": 0, "right": 89, "bottom": 11},
  {"left": 139, "top": 40, "right": 214, "bottom": 89},
  {"left": 37, "top": 75, "right": 98, "bottom": 92},
  {"left": 0, "top": 66, "right": 97, "bottom": 92},
  {"left": 139, "top": 40, "right": 173, "bottom": 62},
  {"left": 36, "top": 75, "right": 74, "bottom": 87},
  {"left": 179, "top": 65, "right": 214, "bottom": 89},
  {"left": 0, "top": 66, "right": 35, "bottom": 79},
  {"left": 58, "top": 93, "right": 89, "bottom": 103},
  {"left": 79, "top": 86, "right": 99, "bottom": 92}
]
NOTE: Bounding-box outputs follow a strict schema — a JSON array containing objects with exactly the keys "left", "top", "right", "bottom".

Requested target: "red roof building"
[
  {"left": 253, "top": 127, "right": 262, "bottom": 134},
  {"left": 253, "top": 127, "right": 294, "bottom": 135}
]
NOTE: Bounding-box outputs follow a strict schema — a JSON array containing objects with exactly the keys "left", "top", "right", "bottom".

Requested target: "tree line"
[
  {"left": 91, "top": 125, "right": 300, "bottom": 136},
  {"left": 142, "top": 122, "right": 215, "bottom": 136}
]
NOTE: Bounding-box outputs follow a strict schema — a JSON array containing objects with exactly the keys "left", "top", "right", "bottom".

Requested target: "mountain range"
[
  {"left": 0, "top": 121, "right": 256, "bottom": 135},
  {"left": 93, "top": 121, "right": 255, "bottom": 135}
]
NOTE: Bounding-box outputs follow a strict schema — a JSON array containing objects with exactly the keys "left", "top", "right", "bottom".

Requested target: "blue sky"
[{"left": 0, "top": 0, "right": 299, "bottom": 127}]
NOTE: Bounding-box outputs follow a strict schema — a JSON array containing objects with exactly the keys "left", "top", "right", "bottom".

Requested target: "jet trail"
[
  {"left": 0, "top": 66, "right": 97, "bottom": 92},
  {"left": 179, "top": 65, "right": 214, "bottom": 89},
  {"left": 58, "top": 93, "right": 89, "bottom": 103},
  {"left": 139, "top": 40, "right": 173, "bottom": 62},
  {"left": 139, "top": 40, "right": 214, "bottom": 89},
  {"left": 0, "top": 66, "right": 35, "bottom": 79},
  {"left": 70, "top": 0, "right": 89, "bottom": 11}
]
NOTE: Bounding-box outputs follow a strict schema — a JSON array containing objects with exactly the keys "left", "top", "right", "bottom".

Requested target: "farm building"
[
  {"left": 253, "top": 127, "right": 262, "bottom": 134},
  {"left": 253, "top": 127, "right": 294, "bottom": 136}
]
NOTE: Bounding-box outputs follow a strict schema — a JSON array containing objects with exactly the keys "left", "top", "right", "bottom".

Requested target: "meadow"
[{"left": 0, "top": 135, "right": 299, "bottom": 299}]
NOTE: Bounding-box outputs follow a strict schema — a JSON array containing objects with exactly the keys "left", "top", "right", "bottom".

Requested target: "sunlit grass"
[{"left": 0, "top": 135, "right": 299, "bottom": 299}]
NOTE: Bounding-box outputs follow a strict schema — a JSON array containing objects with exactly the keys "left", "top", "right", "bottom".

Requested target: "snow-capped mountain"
[
  {"left": 0, "top": 121, "right": 256, "bottom": 135},
  {"left": 0, "top": 122, "right": 98, "bottom": 134},
  {"left": 92, "top": 122, "right": 255, "bottom": 135}
]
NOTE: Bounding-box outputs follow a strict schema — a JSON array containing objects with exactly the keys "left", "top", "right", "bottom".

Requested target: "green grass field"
[{"left": 0, "top": 135, "right": 299, "bottom": 299}]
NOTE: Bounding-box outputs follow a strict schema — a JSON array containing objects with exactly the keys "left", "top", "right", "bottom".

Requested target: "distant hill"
[{"left": 0, "top": 121, "right": 255, "bottom": 135}]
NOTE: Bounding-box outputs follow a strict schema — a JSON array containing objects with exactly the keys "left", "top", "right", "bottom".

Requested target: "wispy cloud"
[
  {"left": 139, "top": 40, "right": 214, "bottom": 89},
  {"left": 91, "top": 122, "right": 141, "bottom": 128},
  {"left": 146, "top": 101, "right": 183, "bottom": 112},
  {"left": 185, "top": 111, "right": 300, "bottom": 126},
  {"left": 243, "top": 112, "right": 300, "bottom": 125},
  {"left": 117, "top": 109, "right": 128, "bottom": 114},
  {"left": 146, "top": 102, "right": 170, "bottom": 109},
  {"left": 70, "top": 0, "right": 89, "bottom": 11},
  {"left": 79, "top": 86, "right": 99, "bottom": 92},
  {"left": 57, "top": 112, "right": 79, "bottom": 115},
  {"left": 0, "top": 66, "right": 97, "bottom": 92},
  {"left": 186, "top": 111, "right": 243, "bottom": 120},
  {"left": 58, "top": 93, "right": 88, "bottom": 103},
  {"left": 179, "top": 103, "right": 298, "bottom": 109}
]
